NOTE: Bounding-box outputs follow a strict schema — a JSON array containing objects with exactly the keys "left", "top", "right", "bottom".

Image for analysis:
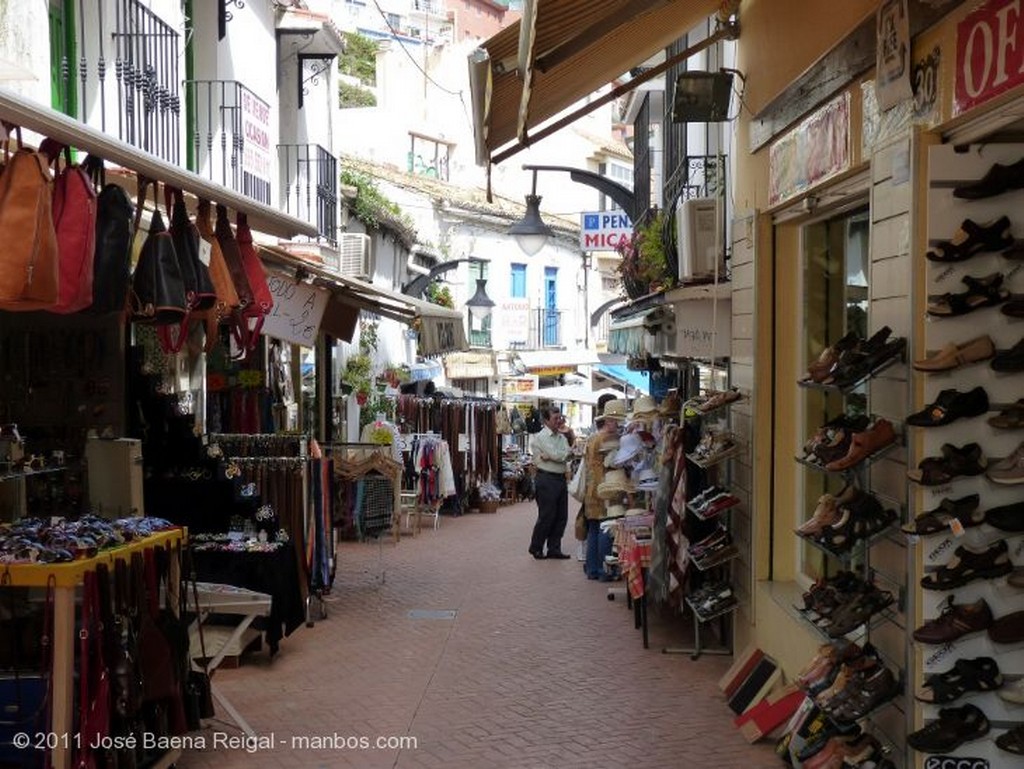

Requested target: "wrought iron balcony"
[
  {"left": 50, "top": 0, "right": 182, "bottom": 164},
  {"left": 184, "top": 79, "right": 273, "bottom": 205},
  {"left": 278, "top": 144, "right": 338, "bottom": 246}
]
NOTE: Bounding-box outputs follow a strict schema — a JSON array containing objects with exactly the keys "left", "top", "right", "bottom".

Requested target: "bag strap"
[
  {"left": 187, "top": 551, "right": 212, "bottom": 678},
  {"left": 79, "top": 571, "right": 93, "bottom": 738}
]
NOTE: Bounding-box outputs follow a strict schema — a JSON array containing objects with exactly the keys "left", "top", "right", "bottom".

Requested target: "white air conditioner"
[
  {"left": 337, "top": 233, "right": 372, "bottom": 279},
  {"left": 675, "top": 197, "right": 722, "bottom": 282}
]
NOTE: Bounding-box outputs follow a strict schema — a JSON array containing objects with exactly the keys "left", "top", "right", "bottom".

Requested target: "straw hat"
[
  {"left": 604, "top": 503, "right": 627, "bottom": 519},
  {"left": 630, "top": 395, "right": 659, "bottom": 419},
  {"left": 634, "top": 466, "right": 659, "bottom": 490},
  {"left": 597, "top": 468, "right": 634, "bottom": 499},
  {"left": 659, "top": 391, "right": 682, "bottom": 417},
  {"left": 625, "top": 507, "right": 648, "bottom": 517},
  {"left": 596, "top": 398, "right": 628, "bottom": 424}
]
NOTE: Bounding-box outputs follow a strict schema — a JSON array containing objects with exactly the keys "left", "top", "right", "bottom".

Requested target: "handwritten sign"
[{"left": 262, "top": 275, "right": 330, "bottom": 347}]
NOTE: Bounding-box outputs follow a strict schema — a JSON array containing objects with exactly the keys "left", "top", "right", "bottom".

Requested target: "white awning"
[
  {"left": 529, "top": 384, "right": 622, "bottom": 405},
  {"left": 515, "top": 349, "right": 600, "bottom": 373},
  {"left": 446, "top": 351, "right": 496, "bottom": 379}
]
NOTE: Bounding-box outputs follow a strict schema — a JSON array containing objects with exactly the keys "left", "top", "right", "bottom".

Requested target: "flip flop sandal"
[
  {"left": 928, "top": 273, "right": 1010, "bottom": 316},
  {"left": 997, "top": 724, "right": 1024, "bottom": 755},
  {"left": 926, "top": 216, "right": 1014, "bottom": 262}
]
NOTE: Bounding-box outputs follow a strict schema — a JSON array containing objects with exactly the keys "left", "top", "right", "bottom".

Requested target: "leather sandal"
[
  {"left": 907, "top": 442, "right": 987, "bottom": 486},
  {"left": 990, "top": 399, "right": 1024, "bottom": 429},
  {"left": 925, "top": 216, "right": 1014, "bottom": 262},
  {"left": 997, "top": 724, "right": 1024, "bottom": 755},
  {"left": 915, "top": 657, "right": 1002, "bottom": 704},
  {"left": 920, "top": 540, "right": 1013, "bottom": 590},
  {"left": 927, "top": 272, "right": 1010, "bottom": 316},
  {"left": 901, "top": 493, "right": 983, "bottom": 536}
]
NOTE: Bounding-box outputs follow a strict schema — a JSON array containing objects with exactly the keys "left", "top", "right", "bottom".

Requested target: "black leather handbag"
[
  {"left": 128, "top": 179, "right": 187, "bottom": 326},
  {"left": 84, "top": 155, "right": 134, "bottom": 315}
]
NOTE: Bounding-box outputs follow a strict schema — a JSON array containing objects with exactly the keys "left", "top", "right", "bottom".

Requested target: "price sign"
[{"left": 262, "top": 275, "right": 330, "bottom": 347}]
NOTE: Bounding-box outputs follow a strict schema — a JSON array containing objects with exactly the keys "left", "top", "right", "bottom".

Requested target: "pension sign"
[{"left": 580, "top": 211, "right": 632, "bottom": 251}]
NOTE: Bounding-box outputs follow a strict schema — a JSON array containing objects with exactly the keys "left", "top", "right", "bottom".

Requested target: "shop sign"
[
  {"left": 418, "top": 316, "right": 465, "bottom": 356},
  {"left": 241, "top": 89, "right": 272, "bottom": 195},
  {"left": 923, "top": 758, "right": 987, "bottom": 769},
  {"left": 673, "top": 298, "right": 731, "bottom": 360},
  {"left": 768, "top": 93, "right": 850, "bottom": 207},
  {"left": 580, "top": 211, "right": 632, "bottom": 251},
  {"left": 875, "top": 0, "right": 912, "bottom": 110},
  {"left": 501, "top": 376, "right": 538, "bottom": 399},
  {"left": 955, "top": 0, "right": 1024, "bottom": 115},
  {"left": 262, "top": 275, "right": 330, "bottom": 347},
  {"left": 500, "top": 299, "right": 530, "bottom": 344}
]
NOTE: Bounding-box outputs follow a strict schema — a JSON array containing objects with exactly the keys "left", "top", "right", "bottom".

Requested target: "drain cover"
[{"left": 407, "top": 609, "right": 456, "bottom": 620}]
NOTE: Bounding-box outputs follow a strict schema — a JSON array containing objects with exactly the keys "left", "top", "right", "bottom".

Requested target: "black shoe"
[
  {"left": 529, "top": 548, "right": 545, "bottom": 560},
  {"left": 546, "top": 552, "right": 571, "bottom": 559}
]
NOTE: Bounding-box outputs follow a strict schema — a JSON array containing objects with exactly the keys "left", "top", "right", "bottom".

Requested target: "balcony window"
[
  {"left": 510, "top": 263, "right": 526, "bottom": 299},
  {"left": 278, "top": 144, "right": 338, "bottom": 245}
]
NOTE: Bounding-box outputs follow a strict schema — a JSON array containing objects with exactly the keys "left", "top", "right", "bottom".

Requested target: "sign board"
[
  {"left": 875, "top": 0, "right": 912, "bottom": 111},
  {"left": 955, "top": 0, "right": 1024, "bottom": 115},
  {"left": 500, "top": 299, "right": 530, "bottom": 345},
  {"left": 241, "top": 88, "right": 272, "bottom": 201},
  {"left": 768, "top": 92, "right": 850, "bottom": 206},
  {"left": 580, "top": 211, "right": 632, "bottom": 251},
  {"left": 672, "top": 298, "right": 732, "bottom": 360},
  {"left": 501, "top": 376, "right": 538, "bottom": 400},
  {"left": 262, "top": 275, "right": 330, "bottom": 347}
]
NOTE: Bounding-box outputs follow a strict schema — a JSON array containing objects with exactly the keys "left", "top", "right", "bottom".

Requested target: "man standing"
[{"left": 529, "top": 407, "right": 575, "bottom": 559}]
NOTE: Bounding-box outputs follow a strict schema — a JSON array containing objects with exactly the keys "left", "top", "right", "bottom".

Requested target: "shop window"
[{"left": 799, "top": 207, "right": 869, "bottom": 581}]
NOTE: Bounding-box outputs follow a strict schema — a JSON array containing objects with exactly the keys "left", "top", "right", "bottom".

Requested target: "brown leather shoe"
[
  {"left": 797, "top": 494, "right": 840, "bottom": 535},
  {"left": 913, "top": 335, "right": 995, "bottom": 371},
  {"left": 913, "top": 596, "right": 993, "bottom": 644},
  {"left": 825, "top": 419, "right": 896, "bottom": 471}
]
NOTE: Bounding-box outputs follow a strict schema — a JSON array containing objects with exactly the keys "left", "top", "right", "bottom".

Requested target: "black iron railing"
[
  {"left": 278, "top": 144, "right": 338, "bottom": 245},
  {"left": 527, "top": 309, "right": 564, "bottom": 349},
  {"left": 184, "top": 80, "right": 272, "bottom": 205}
]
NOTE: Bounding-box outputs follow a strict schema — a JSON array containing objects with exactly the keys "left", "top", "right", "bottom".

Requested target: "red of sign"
[{"left": 955, "top": 0, "right": 1024, "bottom": 115}]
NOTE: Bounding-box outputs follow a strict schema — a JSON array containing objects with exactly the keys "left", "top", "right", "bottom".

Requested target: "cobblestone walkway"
[{"left": 177, "top": 501, "right": 778, "bottom": 769}]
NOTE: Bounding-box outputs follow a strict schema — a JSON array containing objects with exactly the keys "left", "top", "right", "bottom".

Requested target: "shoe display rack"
[
  {"left": 667, "top": 388, "right": 745, "bottom": 660},
  {"left": 903, "top": 143, "right": 1024, "bottom": 764},
  {"left": 793, "top": 328, "right": 910, "bottom": 762}
]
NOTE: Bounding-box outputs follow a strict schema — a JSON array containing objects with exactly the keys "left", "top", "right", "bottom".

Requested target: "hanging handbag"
[
  {"left": 128, "top": 179, "right": 187, "bottom": 326},
  {"left": 0, "top": 125, "right": 60, "bottom": 311},
  {"left": 41, "top": 139, "right": 96, "bottom": 314},
  {"left": 157, "top": 187, "right": 217, "bottom": 353},
  {"left": 84, "top": 155, "right": 134, "bottom": 314},
  {"left": 231, "top": 212, "right": 273, "bottom": 357},
  {"left": 568, "top": 457, "right": 587, "bottom": 502},
  {"left": 194, "top": 199, "right": 240, "bottom": 353}
]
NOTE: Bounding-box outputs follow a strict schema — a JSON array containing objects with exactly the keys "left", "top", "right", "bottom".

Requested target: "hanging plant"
[{"left": 635, "top": 209, "right": 671, "bottom": 292}]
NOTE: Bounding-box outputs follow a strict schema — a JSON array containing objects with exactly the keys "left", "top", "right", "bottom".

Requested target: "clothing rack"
[
  {"left": 331, "top": 444, "right": 403, "bottom": 548},
  {"left": 208, "top": 432, "right": 306, "bottom": 457}
]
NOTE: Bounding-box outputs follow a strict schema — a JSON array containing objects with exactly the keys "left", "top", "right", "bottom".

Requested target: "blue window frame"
[{"left": 510, "top": 263, "right": 526, "bottom": 299}]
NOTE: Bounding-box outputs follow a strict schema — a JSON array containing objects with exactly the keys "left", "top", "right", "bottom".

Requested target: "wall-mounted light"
[
  {"left": 465, "top": 278, "right": 495, "bottom": 321},
  {"left": 507, "top": 169, "right": 553, "bottom": 256}
]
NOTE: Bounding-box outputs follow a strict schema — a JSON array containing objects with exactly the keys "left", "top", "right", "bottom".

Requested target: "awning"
[
  {"left": 595, "top": 363, "right": 650, "bottom": 395},
  {"left": 445, "top": 351, "right": 496, "bottom": 379},
  {"left": 257, "top": 244, "right": 468, "bottom": 355},
  {"left": 476, "top": 0, "right": 724, "bottom": 159},
  {"left": 515, "top": 349, "right": 600, "bottom": 375},
  {"left": 529, "top": 384, "right": 623, "bottom": 405},
  {"left": 608, "top": 315, "right": 650, "bottom": 356},
  {"left": 0, "top": 88, "right": 316, "bottom": 240},
  {"left": 408, "top": 359, "right": 443, "bottom": 382}
]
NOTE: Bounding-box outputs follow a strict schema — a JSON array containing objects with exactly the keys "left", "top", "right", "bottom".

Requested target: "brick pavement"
[{"left": 177, "top": 501, "right": 779, "bottom": 769}]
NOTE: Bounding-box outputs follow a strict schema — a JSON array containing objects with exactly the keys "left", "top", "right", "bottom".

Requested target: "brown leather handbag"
[
  {"left": 195, "top": 199, "right": 239, "bottom": 352},
  {"left": 0, "top": 126, "right": 60, "bottom": 310}
]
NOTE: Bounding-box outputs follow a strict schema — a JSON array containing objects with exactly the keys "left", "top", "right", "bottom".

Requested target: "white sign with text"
[{"left": 263, "top": 275, "right": 330, "bottom": 347}]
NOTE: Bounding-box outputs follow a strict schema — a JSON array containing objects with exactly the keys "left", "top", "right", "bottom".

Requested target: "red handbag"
[
  {"left": 231, "top": 212, "right": 273, "bottom": 357},
  {"left": 76, "top": 570, "right": 110, "bottom": 769},
  {"left": 41, "top": 139, "right": 96, "bottom": 314}
]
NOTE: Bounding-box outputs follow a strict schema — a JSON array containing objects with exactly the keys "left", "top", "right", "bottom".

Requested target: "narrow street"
[{"left": 178, "top": 502, "right": 778, "bottom": 769}]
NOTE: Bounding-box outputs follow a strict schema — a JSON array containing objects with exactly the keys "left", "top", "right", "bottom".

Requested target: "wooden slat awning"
[{"left": 478, "top": 0, "right": 724, "bottom": 159}]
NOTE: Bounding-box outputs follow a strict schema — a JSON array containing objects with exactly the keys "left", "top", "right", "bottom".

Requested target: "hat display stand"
[{"left": 665, "top": 377, "right": 747, "bottom": 660}]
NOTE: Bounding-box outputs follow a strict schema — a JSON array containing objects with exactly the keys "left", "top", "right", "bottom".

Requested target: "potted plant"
[
  {"left": 341, "top": 352, "right": 371, "bottom": 400},
  {"left": 477, "top": 482, "right": 502, "bottom": 513},
  {"left": 617, "top": 208, "right": 672, "bottom": 296}
]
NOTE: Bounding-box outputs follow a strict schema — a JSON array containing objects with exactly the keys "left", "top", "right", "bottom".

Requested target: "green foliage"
[
  {"left": 339, "top": 168, "right": 414, "bottom": 234},
  {"left": 616, "top": 208, "right": 672, "bottom": 294},
  {"left": 339, "top": 81, "right": 376, "bottom": 109},
  {"left": 425, "top": 281, "right": 454, "bottom": 309},
  {"left": 339, "top": 32, "right": 377, "bottom": 85}
]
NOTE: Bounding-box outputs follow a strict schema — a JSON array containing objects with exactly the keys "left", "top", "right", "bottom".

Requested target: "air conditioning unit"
[
  {"left": 337, "top": 233, "right": 372, "bottom": 279},
  {"left": 675, "top": 197, "right": 722, "bottom": 282}
]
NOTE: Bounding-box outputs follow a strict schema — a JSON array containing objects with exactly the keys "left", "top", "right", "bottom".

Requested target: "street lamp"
[
  {"left": 507, "top": 169, "right": 553, "bottom": 256},
  {"left": 465, "top": 277, "right": 495, "bottom": 321}
]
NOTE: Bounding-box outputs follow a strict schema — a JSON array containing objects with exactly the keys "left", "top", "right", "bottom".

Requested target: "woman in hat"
[{"left": 582, "top": 399, "right": 626, "bottom": 580}]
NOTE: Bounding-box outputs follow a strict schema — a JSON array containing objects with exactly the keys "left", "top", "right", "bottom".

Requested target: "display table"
[
  {"left": 191, "top": 544, "right": 305, "bottom": 655},
  {"left": 610, "top": 518, "right": 654, "bottom": 649},
  {"left": 1, "top": 528, "right": 185, "bottom": 769}
]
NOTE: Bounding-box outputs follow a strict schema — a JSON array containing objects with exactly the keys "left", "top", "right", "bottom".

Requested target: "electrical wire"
[{"left": 370, "top": 0, "right": 462, "bottom": 97}]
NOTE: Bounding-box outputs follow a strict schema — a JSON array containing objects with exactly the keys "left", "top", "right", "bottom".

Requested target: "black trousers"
[{"left": 530, "top": 470, "right": 568, "bottom": 555}]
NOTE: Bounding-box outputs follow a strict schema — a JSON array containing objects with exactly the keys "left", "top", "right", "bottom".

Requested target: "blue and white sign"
[{"left": 580, "top": 211, "right": 632, "bottom": 251}]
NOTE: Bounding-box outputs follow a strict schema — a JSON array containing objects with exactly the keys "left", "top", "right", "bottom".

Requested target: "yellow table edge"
[{"left": 1, "top": 527, "right": 188, "bottom": 587}]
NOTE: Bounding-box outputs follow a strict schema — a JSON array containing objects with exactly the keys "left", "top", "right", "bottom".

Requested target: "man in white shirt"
[{"left": 528, "top": 407, "right": 576, "bottom": 559}]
